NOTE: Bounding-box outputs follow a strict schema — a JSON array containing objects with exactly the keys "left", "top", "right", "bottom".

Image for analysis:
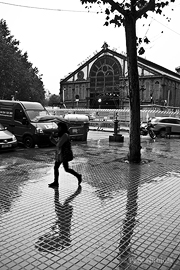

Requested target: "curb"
[{"left": 89, "top": 128, "right": 129, "bottom": 133}]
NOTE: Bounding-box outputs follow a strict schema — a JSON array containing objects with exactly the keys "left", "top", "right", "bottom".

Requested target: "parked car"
[
  {"left": 149, "top": 116, "right": 180, "bottom": 137},
  {"left": 87, "top": 113, "right": 96, "bottom": 121},
  {"left": 0, "top": 100, "right": 59, "bottom": 148},
  {"left": 0, "top": 123, "right": 17, "bottom": 151},
  {"left": 0, "top": 100, "right": 90, "bottom": 148}
]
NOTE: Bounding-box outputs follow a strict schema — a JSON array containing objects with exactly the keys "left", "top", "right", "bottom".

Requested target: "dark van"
[{"left": 0, "top": 100, "right": 60, "bottom": 148}]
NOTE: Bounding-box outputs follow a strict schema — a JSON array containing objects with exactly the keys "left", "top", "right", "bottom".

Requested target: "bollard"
[
  {"left": 109, "top": 118, "right": 124, "bottom": 142},
  {"left": 114, "top": 119, "right": 119, "bottom": 136}
]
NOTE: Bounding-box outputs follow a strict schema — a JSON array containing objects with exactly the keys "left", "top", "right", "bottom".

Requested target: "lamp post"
[
  {"left": 72, "top": 87, "right": 75, "bottom": 108},
  {"left": 140, "top": 85, "right": 145, "bottom": 104},
  {"left": 97, "top": 98, "right": 102, "bottom": 130},
  {"left": 119, "top": 83, "right": 124, "bottom": 109},
  {"left": 62, "top": 87, "right": 66, "bottom": 104},
  {"left": 118, "top": 75, "right": 128, "bottom": 109},
  {"left": 75, "top": 95, "right": 79, "bottom": 108},
  {"left": 98, "top": 98, "right": 102, "bottom": 109},
  {"left": 86, "top": 87, "right": 90, "bottom": 108}
]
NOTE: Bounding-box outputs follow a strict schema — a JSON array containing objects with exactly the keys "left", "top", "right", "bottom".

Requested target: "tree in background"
[
  {"left": 48, "top": 94, "right": 61, "bottom": 107},
  {"left": 80, "top": 0, "right": 175, "bottom": 163},
  {"left": 0, "top": 19, "right": 45, "bottom": 104}
]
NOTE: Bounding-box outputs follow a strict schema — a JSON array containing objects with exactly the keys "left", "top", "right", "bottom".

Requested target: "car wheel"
[
  {"left": 159, "top": 129, "right": 167, "bottom": 138},
  {"left": 23, "top": 136, "right": 35, "bottom": 148}
]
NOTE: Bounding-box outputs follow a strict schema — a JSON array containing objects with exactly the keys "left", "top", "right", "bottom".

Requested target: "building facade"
[{"left": 60, "top": 43, "right": 180, "bottom": 109}]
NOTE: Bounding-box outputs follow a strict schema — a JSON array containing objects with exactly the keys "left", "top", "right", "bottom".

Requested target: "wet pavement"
[{"left": 0, "top": 131, "right": 180, "bottom": 270}]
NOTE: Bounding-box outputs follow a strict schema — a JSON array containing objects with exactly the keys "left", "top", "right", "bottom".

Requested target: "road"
[{"left": 1, "top": 130, "right": 180, "bottom": 169}]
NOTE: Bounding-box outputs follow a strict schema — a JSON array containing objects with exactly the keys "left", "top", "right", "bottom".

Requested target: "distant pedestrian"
[{"left": 48, "top": 122, "right": 82, "bottom": 188}]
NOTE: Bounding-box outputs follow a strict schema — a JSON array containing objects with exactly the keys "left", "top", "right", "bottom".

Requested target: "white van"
[{"left": 0, "top": 100, "right": 59, "bottom": 148}]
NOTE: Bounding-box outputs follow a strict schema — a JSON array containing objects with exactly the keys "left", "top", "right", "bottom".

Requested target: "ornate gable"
[{"left": 60, "top": 43, "right": 180, "bottom": 108}]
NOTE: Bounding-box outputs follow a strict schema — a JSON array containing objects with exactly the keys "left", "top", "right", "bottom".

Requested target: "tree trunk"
[{"left": 125, "top": 15, "right": 141, "bottom": 163}]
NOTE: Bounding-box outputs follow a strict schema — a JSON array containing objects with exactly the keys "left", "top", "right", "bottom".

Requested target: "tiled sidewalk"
[{"left": 0, "top": 137, "right": 180, "bottom": 270}]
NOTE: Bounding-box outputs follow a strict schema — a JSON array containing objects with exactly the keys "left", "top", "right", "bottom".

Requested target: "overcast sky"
[{"left": 0, "top": 0, "right": 179, "bottom": 95}]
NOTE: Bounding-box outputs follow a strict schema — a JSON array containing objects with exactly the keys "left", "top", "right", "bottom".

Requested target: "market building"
[{"left": 59, "top": 42, "right": 180, "bottom": 109}]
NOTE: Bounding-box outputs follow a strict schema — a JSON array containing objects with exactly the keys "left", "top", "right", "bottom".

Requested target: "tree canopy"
[
  {"left": 0, "top": 19, "right": 45, "bottom": 104},
  {"left": 81, "top": 0, "right": 175, "bottom": 54},
  {"left": 48, "top": 94, "right": 61, "bottom": 106}
]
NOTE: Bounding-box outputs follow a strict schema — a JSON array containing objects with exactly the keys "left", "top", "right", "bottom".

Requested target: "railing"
[{"left": 45, "top": 106, "right": 180, "bottom": 126}]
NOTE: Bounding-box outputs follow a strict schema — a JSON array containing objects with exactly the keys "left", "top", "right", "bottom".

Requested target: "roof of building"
[{"left": 60, "top": 43, "right": 180, "bottom": 84}]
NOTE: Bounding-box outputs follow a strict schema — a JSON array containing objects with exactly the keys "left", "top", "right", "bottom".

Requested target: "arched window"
[
  {"left": 105, "top": 71, "right": 113, "bottom": 87},
  {"left": 90, "top": 55, "right": 122, "bottom": 90},
  {"left": 89, "top": 55, "right": 122, "bottom": 107},
  {"left": 97, "top": 71, "right": 104, "bottom": 89}
]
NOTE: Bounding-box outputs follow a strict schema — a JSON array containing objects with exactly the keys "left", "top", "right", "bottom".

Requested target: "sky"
[{"left": 0, "top": 0, "right": 180, "bottom": 96}]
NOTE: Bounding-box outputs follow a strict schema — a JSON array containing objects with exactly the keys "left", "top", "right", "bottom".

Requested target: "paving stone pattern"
[{"left": 0, "top": 136, "right": 180, "bottom": 270}]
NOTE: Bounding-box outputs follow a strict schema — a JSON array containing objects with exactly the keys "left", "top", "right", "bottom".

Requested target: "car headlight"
[
  {"left": 12, "top": 135, "right": 17, "bottom": 141},
  {"left": 52, "top": 122, "right": 58, "bottom": 129},
  {"left": 35, "top": 127, "right": 44, "bottom": 134}
]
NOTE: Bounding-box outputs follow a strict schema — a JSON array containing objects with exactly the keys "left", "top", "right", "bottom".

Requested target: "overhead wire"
[
  {"left": 0, "top": 1, "right": 98, "bottom": 13},
  {"left": 0, "top": 0, "right": 180, "bottom": 36},
  {"left": 143, "top": 12, "right": 180, "bottom": 53},
  {"left": 150, "top": 16, "right": 180, "bottom": 36},
  {"left": 137, "top": 2, "right": 180, "bottom": 56}
]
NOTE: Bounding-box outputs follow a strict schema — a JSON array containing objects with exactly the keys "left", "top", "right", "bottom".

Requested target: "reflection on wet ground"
[
  {"left": 35, "top": 186, "right": 82, "bottom": 252},
  {"left": 0, "top": 135, "right": 180, "bottom": 269}
]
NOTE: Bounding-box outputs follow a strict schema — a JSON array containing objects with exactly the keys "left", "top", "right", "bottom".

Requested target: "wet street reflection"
[
  {"left": 119, "top": 164, "right": 141, "bottom": 268},
  {"left": 1, "top": 132, "right": 180, "bottom": 270},
  {"left": 35, "top": 186, "right": 82, "bottom": 252}
]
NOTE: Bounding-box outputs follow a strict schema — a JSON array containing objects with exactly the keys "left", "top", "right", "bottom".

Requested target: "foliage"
[
  {"left": 81, "top": 0, "right": 175, "bottom": 55},
  {"left": 0, "top": 19, "right": 45, "bottom": 103},
  {"left": 48, "top": 94, "right": 61, "bottom": 106}
]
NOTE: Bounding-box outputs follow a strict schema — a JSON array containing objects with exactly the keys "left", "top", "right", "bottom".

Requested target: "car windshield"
[
  {"left": 26, "top": 110, "right": 50, "bottom": 122},
  {"left": 0, "top": 123, "right": 5, "bottom": 131}
]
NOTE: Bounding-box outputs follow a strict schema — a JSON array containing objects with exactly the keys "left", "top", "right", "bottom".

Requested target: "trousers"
[{"left": 54, "top": 161, "right": 79, "bottom": 183}]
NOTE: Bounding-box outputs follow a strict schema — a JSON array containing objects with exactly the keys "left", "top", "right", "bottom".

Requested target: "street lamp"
[
  {"left": 62, "top": 87, "right": 66, "bottom": 104},
  {"left": 119, "top": 81, "right": 124, "bottom": 109},
  {"left": 75, "top": 95, "right": 79, "bottom": 108},
  {"left": 140, "top": 85, "right": 145, "bottom": 104},
  {"left": 98, "top": 98, "right": 102, "bottom": 109}
]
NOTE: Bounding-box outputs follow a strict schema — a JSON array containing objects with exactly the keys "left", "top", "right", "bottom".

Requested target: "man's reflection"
[
  {"left": 35, "top": 186, "right": 82, "bottom": 252},
  {"left": 119, "top": 164, "right": 141, "bottom": 268}
]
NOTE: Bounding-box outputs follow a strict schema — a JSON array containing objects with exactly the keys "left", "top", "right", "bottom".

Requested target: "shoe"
[
  {"left": 77, "top": 174, "right": 82, "bottom": 186},
  {"left": 48, "top": 182, "right": 59, "bottom": 188}
]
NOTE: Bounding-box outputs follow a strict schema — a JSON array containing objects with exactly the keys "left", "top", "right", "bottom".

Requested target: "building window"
[
  {"left": 89, "top": 55, "right": 122, "bottom": 108},
  {"left": 155, "top": 81, "right": 160, "bottom": 100},
  {"left": 145, "top": 81, "right": 150, "bottom": 100},
  {"left": 68, "top": 86, "right": 72, "bottom": 100}
]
